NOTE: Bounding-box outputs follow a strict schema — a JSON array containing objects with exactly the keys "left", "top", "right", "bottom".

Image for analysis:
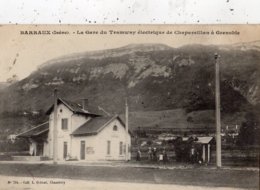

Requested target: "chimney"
[{"left": 82, "top": 98, "right": 88, "bottom": 110}]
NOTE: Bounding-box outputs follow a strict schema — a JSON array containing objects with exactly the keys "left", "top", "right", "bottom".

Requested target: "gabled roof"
[
  {"left": 46, "top": 98, "right": 101, "bottom": 117},
  {"left": 17, "top": 122, "right": 49, "bottom": 138},
  {"left": 194, "top": 137, "right": 213, "bottom": 144},
  {"left": 72, "top": 115, "right": 129, "bottom": 136}
]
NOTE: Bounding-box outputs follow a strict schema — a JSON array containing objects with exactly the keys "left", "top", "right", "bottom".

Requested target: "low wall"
[{"left": 12, "top": 156, "right": 50, "bottom": 161}]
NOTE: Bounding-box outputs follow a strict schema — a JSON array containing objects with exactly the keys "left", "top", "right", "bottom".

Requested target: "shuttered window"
[
  {"left": 61, "top": 118, "right": 68, "bottom": 130},
  {"left": 119, "top": 142, "right": 123, "bottom": 155},
  {"left": 107, "top": 141, "right": 111, "bottom": 155},
  {"left": 63, "top": 142, "right": 68, "bottom": 159}
]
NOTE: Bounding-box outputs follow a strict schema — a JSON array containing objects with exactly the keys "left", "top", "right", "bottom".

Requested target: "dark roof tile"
[
  {"left": 72, "top": 115, "right": 126, "bottom": 136},
  {"left": 46, "top": 98, "right": 102, "bottom": 116}
]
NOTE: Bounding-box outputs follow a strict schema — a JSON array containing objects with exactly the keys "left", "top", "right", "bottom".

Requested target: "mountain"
[
  {"left": 0, "top": 82, "right": 8, "bottom": 91},
  {"left": 230, "top": 40, "right": 260, "bottom": 52},
  {"left": 39, "top": 43, "right": 172, "bottom": 69},
  {"left": 0, "top": 42, "right": 259, "bottom": 133}
]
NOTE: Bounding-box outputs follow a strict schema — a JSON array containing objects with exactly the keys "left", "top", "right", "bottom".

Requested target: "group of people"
[
  {"left": 189, "top": 145, "right": 203, "bottom": 164},
  {"left": 136, "top": 145, "right": 204, "bottom": 164},
  {"left": 136, "top": 147, "right": 168, "bottom": 163}
]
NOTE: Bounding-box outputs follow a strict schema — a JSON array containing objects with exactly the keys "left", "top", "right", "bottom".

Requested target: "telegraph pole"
[
  {"left": 215, "top": 53, "right": 222, "bottom": 167},
  {"left": 125, "top": 98, "right": 129, "bottom": 161},
  {"left": 53, "top": 89, "right": 58, "bottom": 164}
]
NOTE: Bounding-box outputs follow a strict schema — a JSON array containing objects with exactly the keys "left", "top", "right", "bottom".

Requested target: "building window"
[
  {"left": 113, "top": 125, "right": 118, "bottom": 131},
  {"left": 61, "top": 118, "right": 68, "bottom": 130},
  {"left": 80, "top": 141, "right": 85, "bottom": 160},
  {"left": 119, "top": 141, "right": 123, "bottom": 155},
  {"left": 107, "top": 141, "right": 111, "bottom": 155}
]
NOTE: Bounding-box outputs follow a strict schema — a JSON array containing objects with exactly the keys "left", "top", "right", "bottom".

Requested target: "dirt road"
[
  {"left": 0, "top": 175, "right": 250, "bottom": 190},
  {"left": 0, "top": 163, "right": 258, "bottom": 189}
]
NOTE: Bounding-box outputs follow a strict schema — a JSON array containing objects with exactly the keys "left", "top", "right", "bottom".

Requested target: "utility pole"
[
  {"left": 53, "top": 89, "right": 58, "bottom": 164},
  {"left": 125, "top": 98, "right": 129, "bottom": 161},
  {"left": 215, "top": 53, "right": 222, "bottom": 167}
]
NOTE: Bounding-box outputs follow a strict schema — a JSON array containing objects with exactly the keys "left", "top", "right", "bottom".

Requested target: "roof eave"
[
  {"left": 74, "top": 111, "right": 102, "bottom": 117},
  {"left": 46, "top": 98, "right": 102, "bottom": 117},
  {"left": 17, "top": 129, "right": 49, "bottom": 138},
  {"left": 16, "top": 122, "right": 49, "bottom": 137},
  {"left": 72, "top": 132, "right": 97, "bottom": 136}
]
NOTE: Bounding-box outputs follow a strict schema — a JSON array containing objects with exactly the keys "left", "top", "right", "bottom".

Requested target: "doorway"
[
  {"left": 63, "top": 142, "right": 68, "bottom": 159},
  {"left": 36, "top": 143, "right": 44, "bottom": 156},
  {"left": 80, "top": 141, "right": 85, "bottom": 160}
]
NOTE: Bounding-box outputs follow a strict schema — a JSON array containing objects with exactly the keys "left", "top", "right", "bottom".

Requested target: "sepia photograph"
[{"left": 0, "top": 25, "right": 259, "bottom": 190}]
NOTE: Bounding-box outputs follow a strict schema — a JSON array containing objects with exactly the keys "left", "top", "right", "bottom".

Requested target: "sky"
[
  {"left": 1, "top": 0, "right": 260, "bottom": 24},
  {"left": 0, "top": 25, "right": 260, "bottom": 82}
]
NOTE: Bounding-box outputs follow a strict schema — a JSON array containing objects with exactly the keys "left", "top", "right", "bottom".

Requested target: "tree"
[{"left": 237, "top": 112, "right": 260, "bottom": 146}]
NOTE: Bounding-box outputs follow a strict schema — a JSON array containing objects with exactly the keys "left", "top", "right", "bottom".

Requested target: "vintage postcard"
[{"left": 0, "top": 25, "right": 259, "bottom": 190}]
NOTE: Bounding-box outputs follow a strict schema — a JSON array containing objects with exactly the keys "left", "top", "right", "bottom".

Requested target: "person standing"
[
  {"left": 163, "top": 148, "right": 168, "bottom": 164},
  {"left": 159, "top": 151, "right": 163, "bottom": 163},
  {"left": 190, "top": 145, "right": 195, "bottom": 164},
  {"left": 136, "top": 149, "right": 141, "bottom": 161},
  {"left": 153, "top": 147, "right": 157, "bottom": 161},
  {"left": 148, "top": 147, "right": 152, "bottom": 161}
]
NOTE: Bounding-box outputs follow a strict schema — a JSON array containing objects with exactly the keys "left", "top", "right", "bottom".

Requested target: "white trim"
[{"left": 16, "top": 121, "right": 49, "bottom": 137}]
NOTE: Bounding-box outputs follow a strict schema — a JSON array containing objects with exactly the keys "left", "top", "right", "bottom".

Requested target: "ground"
[
  {"left": 0, "top": 176, "right": 249, "bottom": 190},
  {"left": 0, "top": 162, "right": 258, "bottom": 189}
]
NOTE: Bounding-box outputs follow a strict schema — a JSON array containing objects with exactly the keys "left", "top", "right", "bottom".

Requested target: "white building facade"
[{"left": 18, "top": 98, "right": 131, "bottom": 161}]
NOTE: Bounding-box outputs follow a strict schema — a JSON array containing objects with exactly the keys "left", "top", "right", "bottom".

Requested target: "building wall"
[
  {"left": 72, "top": 118, "right": 131, "bottom": 161},
  {"left": 44, "top": 103, "right": 130, "bottom": 161},
  {"left": 71, "top": 135, "right": 96, "bottom": 160},
  {"left": 43, "top": 141, "right": 49, "bottom": 157},
  {"left": 46, "top": 104, "right": 89, "bottom": 160}
]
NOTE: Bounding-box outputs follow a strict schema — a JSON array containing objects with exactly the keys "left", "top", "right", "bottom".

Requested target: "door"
[
  {"left": 80, "top": 141, "right": 85, "bottom": 160},
  {"left": 36, "top": 143, "right": 44, "bottom": 156},
  {"left": 63, "top": 142, "right": 68, "bottom": 159}
]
